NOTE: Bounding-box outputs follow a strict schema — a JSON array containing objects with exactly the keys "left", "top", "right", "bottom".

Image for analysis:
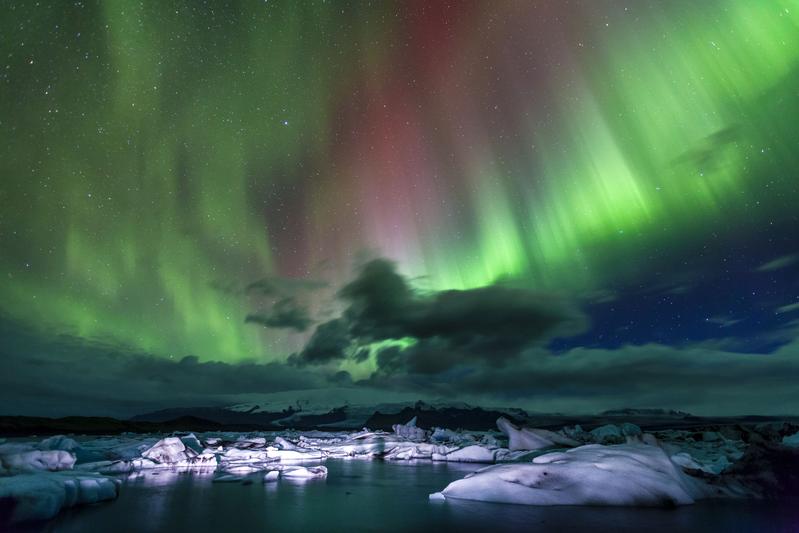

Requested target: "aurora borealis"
[{"left": 2, "top": 1, "right": 799, "bottom": 416}]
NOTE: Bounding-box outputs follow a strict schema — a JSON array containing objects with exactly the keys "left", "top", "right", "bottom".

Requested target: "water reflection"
[
  {"left": 44, "top": 460, "right": 798, "bottom": 533},
  {"left": 124, "top": 466, "right": 216, "bottom": 486}
]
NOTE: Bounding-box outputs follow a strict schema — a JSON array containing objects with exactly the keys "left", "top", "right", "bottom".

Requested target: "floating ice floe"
[
  {"left": 0, "top": 471, "right": 119, "bottom": 524},
  {"left": 430, "top": 443, "right": 722, "bottom": 507},
  {"left": 281, "top": 465, "right": 328, "bottom": 479},
  {"left": 655, "top": 429, "right": 747, "bottom": 475}
]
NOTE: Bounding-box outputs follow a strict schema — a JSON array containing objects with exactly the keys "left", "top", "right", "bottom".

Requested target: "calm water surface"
[{"left": 18, "top": 459, "right": 799, "bottom": 532}]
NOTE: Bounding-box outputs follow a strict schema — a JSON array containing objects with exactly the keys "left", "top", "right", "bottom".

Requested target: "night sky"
[{"left": 2, "top": 1, "right": 799, "bottom": 417}]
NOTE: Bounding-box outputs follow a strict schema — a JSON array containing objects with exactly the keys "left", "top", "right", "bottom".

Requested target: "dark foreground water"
[{"left": 19, "top": 460, "right": 799, "bottom": 533}]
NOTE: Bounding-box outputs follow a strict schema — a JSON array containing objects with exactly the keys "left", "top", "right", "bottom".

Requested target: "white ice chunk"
[
  {"left": 497, "top": 417, "right": 579, "bottom": 451},
  {"left": 141, "top": 437, "right": 194, "bottom": 464},
  {"left": 266, "top": 448, "right": 325, "bottom": 461},
  {"left": 140, "top": 437, "right": 214, "bottom": 467},
  {"left": 393, "top": 416, "right": 428, "bottom": 441},
  {"left": 0, "top": 449, "right": 76, "bottom": 475},
  {"left": 221, "top": 447, "right": 273, "bottom": 463},
  {"left": 281, "top": 465, "right": 328, "bottom": 479},
  {"left": 442, "top": 445, "right": 498, "bottom": 463},
  {"left": 432, "top": 443, "right": 713, "bottom": 507}
]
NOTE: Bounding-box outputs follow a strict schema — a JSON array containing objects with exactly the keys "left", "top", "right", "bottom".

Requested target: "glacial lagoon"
[{"left": 27, "top": 459, "right": 798, "bottom": 533}]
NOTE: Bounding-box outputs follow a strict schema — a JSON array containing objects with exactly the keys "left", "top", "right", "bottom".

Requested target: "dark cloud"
[
  {"left": 357, "top": 340, "right": 799, "bottom": 415},
  {"left": 338, "top": 258, "right": 414, "bottom": 340},
  {"left": 245, "top": 297, "right": 313, "bottom": 332},
  {"left": 289, "top": 319, "right": 351, "bottom": 366},
  {"left": 3, "top": 311, "right": 799, "bottom": 417},
  {"left": 339, "top": 259, "right": 586, "bottom": 372},
  {"left": 0, "top": 315, "right": 325, "bottom": 418},
  {"left": 328, "top": 370, "right": 353, "bottom": 386}
]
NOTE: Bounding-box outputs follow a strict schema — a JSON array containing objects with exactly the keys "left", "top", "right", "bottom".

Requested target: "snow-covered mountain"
[{"left": 131, "top": 388, "right": 532, "bottom": 430}]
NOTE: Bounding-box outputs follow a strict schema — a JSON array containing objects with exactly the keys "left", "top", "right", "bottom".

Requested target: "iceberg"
[
  {"left": 139, "top": 437, "right": 216, "bottom": 468},
  {"left": 431, "top": 443, "right": 715, "bottom": 507},
  {"left": 141, "top": 437, "right": 196, "bottom": 464},
  {"left": 440, "top": 444, "right": 498, "bottom": 463},
  {"left": 0, "top": 471, "right": 119, "bottom": 524},
  {"left": 392, "top": 416, "right": 428, "bottom": 441},
  {"left": 0, "top": 447, "right": 76, "bottom": 475}
]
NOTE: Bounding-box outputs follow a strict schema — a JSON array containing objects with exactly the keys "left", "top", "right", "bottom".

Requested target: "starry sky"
[{"left": 2, "top": 1, "right": 799, "bottom": 416}]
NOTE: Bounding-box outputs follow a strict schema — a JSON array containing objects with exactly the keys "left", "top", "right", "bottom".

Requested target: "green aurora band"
[{"left": 1, "top": 1, "right": 798, "bottom": 363}]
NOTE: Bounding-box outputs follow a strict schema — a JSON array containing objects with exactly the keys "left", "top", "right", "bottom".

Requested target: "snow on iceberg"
[
  {"left": 0, "top": 471, "right": 119, "bottom": 524},
  {"left": 430, "top": 443, "right": 715, "bottom": 507},
  {"left": 0, "top": 445, "right": 76, "bottom": 475}
]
